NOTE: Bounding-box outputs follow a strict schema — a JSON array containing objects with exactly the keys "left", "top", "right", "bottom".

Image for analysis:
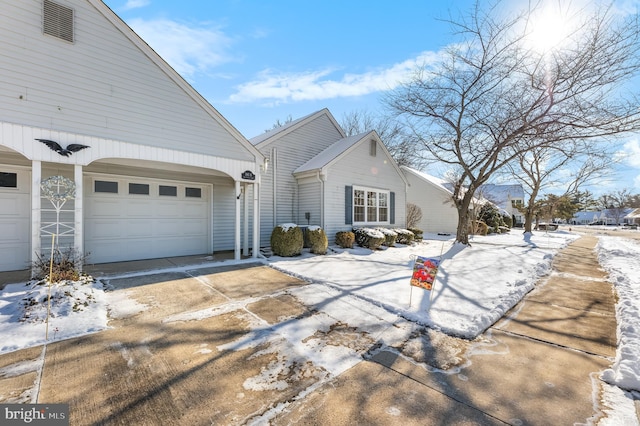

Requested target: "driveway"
[{"left": 0, "top": 237, "right": 625, "bottom": 425}]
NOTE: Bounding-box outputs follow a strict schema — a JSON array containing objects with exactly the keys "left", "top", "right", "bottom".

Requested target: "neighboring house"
[
  {"left": 401, "top": 167, "right": 458, "bottom": 235},
  {"left": 479, "top": 184, "right": 525, "bottom": 226},
  {"left": 250, "top": 109, "right": 408, "bottom": 246},
  {"left": 0, "top": 0, "right": 264, "bottom": 273},
  {"left": 571, "top": 209, "right": 635, "bottom": 225},
  {"left": 625, "top": 208, "right": 640, "bottom": 225}
]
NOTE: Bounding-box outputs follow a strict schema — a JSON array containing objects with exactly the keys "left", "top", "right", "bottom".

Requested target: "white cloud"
[
  {"left": 622, "top": 139, "right": 640, "bottom": 168},
  {"left": 228, "top": 51, "right": 441, "bottom": 104},
  {"left": 122, "top": 0, "right": 150, "bottom": 11},
  {"left": 128, "top": 18, "right": 236, "bottom": 79}
]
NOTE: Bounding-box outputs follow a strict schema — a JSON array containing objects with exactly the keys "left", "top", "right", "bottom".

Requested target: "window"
[
  {"left": 353, "top": 186, "right": 390, "bottom": 224},
  {"left": 43, "top": 0, "right": 74, "bottom": 43},
  {"left": 129, "top": 183, "right": 149, "bottom": 195},
  {"left": 0, "top": 172, "right": 17, "bottom": 188},
  {"left": 95, "top": 180, "right": 118, "bottom": 193},
  {"left": 369, "top": 140, "right": 377, "bottom": 157},
  {"left": 511, "top": 199, "right": 523, "bottom": 208},
  {"left": 185, "top": 187, "right": 201, "bottom": 198},
  {"left": 159, "top": 185, "right": 177, "bottom": 196}
]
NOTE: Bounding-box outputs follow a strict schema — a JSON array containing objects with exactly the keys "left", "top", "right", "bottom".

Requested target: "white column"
[
  {"left": 74, "top": 164, "right": 83, "bottom": 270},
  {"left": 243, "top": 183, "right": 249, "bottom": 257},
  {"left": 252, "top": 182, "right": 260, "bottom": 258},
  {"left": 31, "top": 161, "right": 42, "bottom": 273},
  {"left": 234, "top": 180, "right": 241, "bottom": 260}
]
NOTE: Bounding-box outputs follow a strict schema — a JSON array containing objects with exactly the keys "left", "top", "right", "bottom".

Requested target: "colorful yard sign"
[{"left": 410, "top": 256, "right": 440, "bottom": 291}]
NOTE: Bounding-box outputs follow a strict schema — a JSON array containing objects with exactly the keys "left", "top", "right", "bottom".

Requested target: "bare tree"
[
  {"left": 385, "top": 1, "right": 640, "bottom": 244},
  {"left": 599, "top": 188, "right": 632, "bottom": 224},
  {"left": 507, "top": 143, "right": 614, "bottom": 232},
  {"left": 406, "top": 203, "right": 423, "bottom": 228}
]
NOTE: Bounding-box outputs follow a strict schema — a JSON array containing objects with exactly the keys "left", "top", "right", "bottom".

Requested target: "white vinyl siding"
[
  {"left": 297, "top": 179, "right": 322, "bottom": 226},
  {"left": 403, "top": 168, "right": 458, "bottom": 235},
  {"left": 0, "top": 1, "right": 253, "bottom": 161},
  {"left": 324, "top": 140, "right": 407, "bottom": 242},
  {"left": 256, "top": 113, "right": 343, "bottom": 245}
]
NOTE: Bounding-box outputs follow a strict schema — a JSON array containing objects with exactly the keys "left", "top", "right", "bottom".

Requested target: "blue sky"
[{"left": 103, "top": 0, "right": 640, "bottom": 195}]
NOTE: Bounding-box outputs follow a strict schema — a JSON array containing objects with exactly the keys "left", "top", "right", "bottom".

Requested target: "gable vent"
[{"left": 43, "top": 0, "right": 74, "bottom": 43}]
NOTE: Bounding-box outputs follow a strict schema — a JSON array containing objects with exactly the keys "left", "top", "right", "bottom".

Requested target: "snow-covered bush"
[
  {"left": 408, "top": 227, "right": 423, "bottom": 240},
  {"left": 271, "top": 224, "right": 304, "bottom": 257},
  {"left": 31, "top": 247, "right": 88, "bottom": 282},
  {"left": 335, "top": 231, "right": 355, "bottom": 249},
  {"left": 394, "top": 228, "right": 415, "bottom": 245},
  {"left": 376, "top": 228, "right": 398, "bottom": 247},
  {"left": 353, "top": 227, "right": 385, "bottom": 250},
  {"left": 305, "top": 226, "right": 328, "bottom": 255}
]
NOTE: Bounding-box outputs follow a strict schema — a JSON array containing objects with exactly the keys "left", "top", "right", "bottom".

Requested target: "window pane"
[
  {"left": 95, "top": 180, "right": 118, "bottom": 193},
  {"left": 354, "top": 189, "right": 365, "bottom": 222},
  {"left": 367, "top": 191, "right": 377, "bottom": 222},
  {"left": 354, "top": 206, "right": 365, "bottom": 222},
  {"left": 0, "top": 172, "right": 17, "bottom": 188},
  {"left": 159, "top": 185, "right": 177, "bottom": 196},
  {"left": 379, "top": 207, "right": 388, "bottom": 222},
  {"left": 185, "top": 187, "right": 201, "bottom": 198},
  {"left": 129, "top": 183, "right": 149, "bottom": 195}
]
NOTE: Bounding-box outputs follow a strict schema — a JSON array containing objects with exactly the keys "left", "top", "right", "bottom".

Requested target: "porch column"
[
  {"left": 243, "top": 183, "right": 249, "bottom": 257},
  {"left": 31, "top": 160, "right": 42, "bottom": 274},
  {"left": 252, "top": 182, "right": 260, "bottom": 258},
  {"left": 234, "top": 180, "right": 241, "bottom": 260},
  {"left": 74, "top": 165, "right": 83, "bottom": 270}
]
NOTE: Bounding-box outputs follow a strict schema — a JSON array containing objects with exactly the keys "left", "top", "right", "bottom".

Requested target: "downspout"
[
  {"left": 272, "top": 147, "right": 277, "bottom": 228},
  {"left": 316, "top": 170, "right": 326, "bottom": 229}
]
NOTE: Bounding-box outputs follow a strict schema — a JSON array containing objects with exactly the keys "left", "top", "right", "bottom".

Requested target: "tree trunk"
[
  {"left": 455, "top": 192, "right": 474, "bottom": 245},
  {"left": 523, "top": 188, "right": 540, "bottom": 233}
]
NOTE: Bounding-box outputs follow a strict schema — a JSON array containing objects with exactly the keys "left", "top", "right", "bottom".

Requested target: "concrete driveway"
[{"left": 0, "top": 237, "right": 630, "bottom": 425}]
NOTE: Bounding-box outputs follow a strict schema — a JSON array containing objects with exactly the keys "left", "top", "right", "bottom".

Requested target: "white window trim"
[{"left": 353, "top": 185, "right": 390, "bottom": 226}]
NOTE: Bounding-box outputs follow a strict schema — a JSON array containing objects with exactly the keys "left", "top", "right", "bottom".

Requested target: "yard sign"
[{"left": 409, "top": 255, "right": 442, "bottom": 310}]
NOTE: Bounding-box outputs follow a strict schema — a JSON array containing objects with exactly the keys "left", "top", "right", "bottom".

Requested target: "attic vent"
[
  {"left": 43, "top": 0, "right": 74, "bottom": 43},
  {"left": 369, "top": 140, "right": 377, "bottom": 157}
]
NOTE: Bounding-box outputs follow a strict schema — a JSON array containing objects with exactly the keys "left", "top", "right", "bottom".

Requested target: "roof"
[
  {"left": 479, "top": 184, "right": 525, "bottom": 209},
  {"left": 91, "top": 0, "right": 263, "bottom": 162},
  {"left": 293, "top": 133, "right": 366, "bottom": 174},
  {"left": 401, "top": 166, "right": 453, "bottom": 197},
  {"left": 249, "top": 108, "right": 345, "bottom": 147}
]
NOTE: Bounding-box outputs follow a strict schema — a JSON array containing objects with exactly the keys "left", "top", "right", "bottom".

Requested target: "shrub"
[
  {"left": 305, "top": 226, "right": 328, "bottom": 255},
  {"left": 406, "top": 203, "right": 423, "bottom": 229},
  {"left": 335, "top": 231, "right": 355, "bottom": 249},
  {"left": 471, "top": 221, "right": 489, "bottom": 236},
  {"left": 502, "top": 214, "right": 513, "bottom": 228},
  {"left": 353, "top": 227, "right": 385, "bottom": 250},
  {"left": 376, "top": 228, "right": 398, "bottom": 247},
  {"left": 270, "top": 224, "right": 304, "bottom": 257},
  {"left": 394, "top": 228, "right": 415, "bottom": 244},
  {"left": 408, "top": 227, "right": 423, "bottom": 240},
  {"left": 31, "top": 247, "right": 88, "bottom": 282}
]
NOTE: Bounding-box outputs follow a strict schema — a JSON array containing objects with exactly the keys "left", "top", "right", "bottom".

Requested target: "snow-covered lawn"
[{"left": 1, "top": 229, "right": 639, "bottom": 419}]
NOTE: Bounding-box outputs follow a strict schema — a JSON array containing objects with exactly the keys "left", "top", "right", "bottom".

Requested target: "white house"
[
  {"left": 250, "top": 109, "right": 408, "bottom": 245},
  {"left": 401, "top": 167, "right": 458, "bottom": 235},
  {"left": 0, "top": 0, "right": 264, "bottom": 273},
  {"left": 479, "top": 184, "right": 525, "bottom": 226}
]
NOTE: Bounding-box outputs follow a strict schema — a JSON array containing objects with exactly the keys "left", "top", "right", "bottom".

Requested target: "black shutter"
[
  {"left": 390, "top": 191, "right": 395, "bottom": 224},
  {"left": 345, "top": 185, "right": 353, "bottom": 225}
]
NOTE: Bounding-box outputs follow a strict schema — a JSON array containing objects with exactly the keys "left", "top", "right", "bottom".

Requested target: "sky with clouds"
[{"left": 104, "top": 0, "right": 640, "bottom": 195}]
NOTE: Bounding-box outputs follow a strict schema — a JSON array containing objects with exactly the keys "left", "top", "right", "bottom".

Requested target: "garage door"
[
  {"left": 0, "top": 168, "right": 30, "bottom": 272},
  {"left": 85, "top": 175, "right": 211, "bottom": 264}
]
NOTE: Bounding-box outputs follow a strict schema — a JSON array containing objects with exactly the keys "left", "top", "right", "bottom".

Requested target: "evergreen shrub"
[
  {"left": 353, "top": 227, "right": 385, "bottom": 250},
  {"left": 408, "top": 227, "right": 423, "bottom": 240},
  {"left": 376, "top": 228, "right": 398, "bottom": 247},
  {"left": 394, "top": 228, "right": 415, "bottom": 244},
  {"left": 335, "top": 231, "right": 355, "bottom": 249},
  {"left": 305, "top": 226, "right": 328, "bottom": 255},
  {"left": 270, "top": 224, "right": 304, "bottom": 257}
]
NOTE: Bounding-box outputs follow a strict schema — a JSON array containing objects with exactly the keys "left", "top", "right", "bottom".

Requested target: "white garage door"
[
  {"left": 0, "top": 168, "right": 30, "bottom": 272},
  {"left": 85, "top": 175, "right": 211, "bottom": 264}
]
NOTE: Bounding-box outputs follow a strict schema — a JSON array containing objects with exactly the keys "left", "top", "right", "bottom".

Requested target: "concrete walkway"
[
  {"left": 0, "top": 236, "right": 630, "bottom": 425},
  {"left": 273, "top": 235, "right": 620, "bottom": 425}
]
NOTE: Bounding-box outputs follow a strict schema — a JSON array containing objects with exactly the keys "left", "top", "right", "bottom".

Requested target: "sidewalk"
[
  {"left": 275, "top": 235, "right": 622, "bottom": 425},
  {"left": 0, "top": 236, "right": 629, "bottom": 425}
]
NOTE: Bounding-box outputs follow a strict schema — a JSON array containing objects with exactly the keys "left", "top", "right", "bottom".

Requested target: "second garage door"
[{"left": 85, "top": 175, "right": 211, "bottom": 264}]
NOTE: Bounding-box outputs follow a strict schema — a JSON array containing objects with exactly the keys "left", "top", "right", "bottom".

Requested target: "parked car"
[
  {"left": 537, "top": 223, "right": 558, "bottom": 231},
  {"left": 589, "top": 221, "right": 605, "bottom": 226},
  {"left": 623, "top": 223, "right": 639, "bottom": 230}
]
